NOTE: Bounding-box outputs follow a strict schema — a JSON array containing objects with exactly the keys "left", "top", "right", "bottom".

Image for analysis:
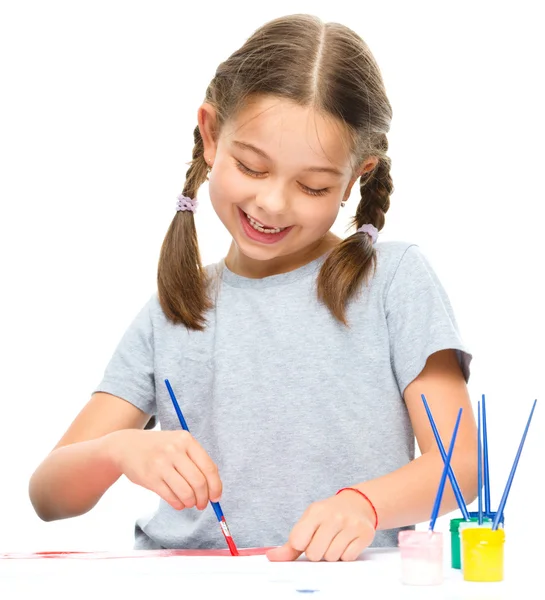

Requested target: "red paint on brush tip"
[{"left": 226, "top": 535, "right": 239, "bottom": 556}]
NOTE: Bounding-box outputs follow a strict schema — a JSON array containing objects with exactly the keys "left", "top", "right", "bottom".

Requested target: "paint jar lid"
[
  {"left": 398, "top": 530, "right": 443, "bottom": 547},
  {"left": 450, "top": 517, "right": 481, "bottom": 532},
  {"left": 461, "top": 527, "right": 505, "bottom": 545},
  {"left": 468, "top": 510, "right": 505, "bottom": 525},
  {"left": 458, "top": 520, "right": 493, "bottom": 532}
]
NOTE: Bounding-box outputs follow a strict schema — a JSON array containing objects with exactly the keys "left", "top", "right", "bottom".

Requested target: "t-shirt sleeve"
[
  {"left": 385, "top": 245, "right": 472, "bottom": 396},
  {"left": 93, "top": 296, "right": 156, "bottom": 416}
]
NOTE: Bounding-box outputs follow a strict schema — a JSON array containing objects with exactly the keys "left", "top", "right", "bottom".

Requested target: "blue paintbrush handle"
[
  {"left": 478, "top": 400, "right": 483, "bottom": 524},
  {"left": 210, "top": 502, "right": 224, "bottom": 520},
  {"left": 429, "top": 408, "right": 463, "bottom": 531},
  {"left": 492, "top": 399, "right": 537, "bottom": 530},
  {"left": 164, "top": 379, "right": 226, "bottom": 523},
  {"left": 482, "top": 394, "right": 491, "bottom": 515},
  {"left": 422, "top": 395, "right": 470, "bottom": 520}
]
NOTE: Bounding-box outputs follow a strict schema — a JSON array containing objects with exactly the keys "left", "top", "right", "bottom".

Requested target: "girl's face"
[{"left": 199, "top": 95, "right": 374, "bottom": 276}]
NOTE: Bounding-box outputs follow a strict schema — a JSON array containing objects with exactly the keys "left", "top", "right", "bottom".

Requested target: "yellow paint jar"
[
  {"left": 457, "top": 520, "right": 494, "bottom": 569},
  {"left": 461, "top": 527, "right": 505, "bottom": 582}
]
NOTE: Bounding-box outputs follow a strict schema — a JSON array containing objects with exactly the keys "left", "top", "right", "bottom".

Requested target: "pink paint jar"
[{"left": 398, "top": 530, "right": 444, "bottom": 586}]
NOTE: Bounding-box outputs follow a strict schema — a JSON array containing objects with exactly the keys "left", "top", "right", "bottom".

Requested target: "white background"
[{"left": 0, "top": 1, "right": 543, "bottom": 552}]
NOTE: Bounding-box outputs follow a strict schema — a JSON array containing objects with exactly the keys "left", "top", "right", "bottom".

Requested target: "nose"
[{"left": 253, "top": 185, "right": 289, "bottom": 218}]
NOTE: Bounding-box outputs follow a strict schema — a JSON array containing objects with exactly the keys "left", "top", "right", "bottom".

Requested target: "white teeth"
[{"left": 246, "top": 213, "right": 286, "bottom": 234}]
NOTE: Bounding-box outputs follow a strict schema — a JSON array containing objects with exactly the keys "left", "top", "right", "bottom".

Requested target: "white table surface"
[{"left": 0, "top": 540, "right": 539, "bottom": 600}]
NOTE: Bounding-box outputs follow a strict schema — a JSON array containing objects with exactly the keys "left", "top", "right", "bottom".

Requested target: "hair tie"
[
  {"left": 356, "top": 223, "right": 378, "bottom": 244},
  {"left": 176, "top": 194, "right": 197, "bottom": 213}
]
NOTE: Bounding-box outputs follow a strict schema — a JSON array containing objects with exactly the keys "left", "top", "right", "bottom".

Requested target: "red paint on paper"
[{"left": 0, "top": 548, "right": 274, "bottom": 560}]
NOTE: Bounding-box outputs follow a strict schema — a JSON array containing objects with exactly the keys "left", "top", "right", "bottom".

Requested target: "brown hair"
[{"left": 158, "top": 14, "right": 393, "bottom": 330}]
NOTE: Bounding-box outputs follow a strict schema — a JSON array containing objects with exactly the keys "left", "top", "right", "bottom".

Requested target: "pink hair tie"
[
  {"left": 176, "top": 194, "right": 197, "bottom": 213},
  {"left": 356, "top": 223, "right": 378, "bottom": 244}
]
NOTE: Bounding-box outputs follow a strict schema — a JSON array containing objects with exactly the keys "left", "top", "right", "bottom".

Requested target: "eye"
[
  {"left": 302, "top": 185, "right": 330, "bottom": 197},
  {"left": 235, "top": 160, "right": 331, "bottom": 197},
  {"left": 235, "top": 160, "right": 265, "bottom": 178}
]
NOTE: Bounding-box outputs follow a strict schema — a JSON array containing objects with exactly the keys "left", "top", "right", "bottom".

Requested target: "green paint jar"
[{"left": 450, "top": 517, "right": 479, "bottom": 569}]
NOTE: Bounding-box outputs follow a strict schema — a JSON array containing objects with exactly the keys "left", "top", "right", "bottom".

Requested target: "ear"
[
  {"left": 197, "top": 103, "right": 219, "bottom": 164},
  {"left": 342, "top": 156, "right": 379, "bottom": 201}
]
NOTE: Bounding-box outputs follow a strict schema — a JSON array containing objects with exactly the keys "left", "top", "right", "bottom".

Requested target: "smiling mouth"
[{"left": 242, "top": 210, "right": 289, "bottom": 234}]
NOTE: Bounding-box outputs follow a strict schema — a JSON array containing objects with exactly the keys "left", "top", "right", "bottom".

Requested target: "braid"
[
  {"left": 352, "top": 137, "right": 392, "bottom": 231},
  {"left": 317, "top": 135, "right": 394, "bottom": 326},
  {"left": 156, "top": 125, "right": 212, "bottom": 329},
  {"left": 183, "top": 125, "right": 209, "bottom": 198}
]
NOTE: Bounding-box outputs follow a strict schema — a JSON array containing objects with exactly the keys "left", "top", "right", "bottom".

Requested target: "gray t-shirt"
[{"left": 94, "top": 241, "right": 471, "bottom": 550}]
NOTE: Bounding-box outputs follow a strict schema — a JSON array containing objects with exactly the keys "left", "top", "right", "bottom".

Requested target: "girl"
[{"left": 29, "top": 14, "right": 478, "bottom": 562}]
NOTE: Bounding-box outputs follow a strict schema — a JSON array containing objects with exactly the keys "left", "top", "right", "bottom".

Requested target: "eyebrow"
[{"left": 232, "top": 140, "right": 344, "bottom": 176}]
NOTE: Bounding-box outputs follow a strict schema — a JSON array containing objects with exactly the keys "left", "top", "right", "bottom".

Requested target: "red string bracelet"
[{"left": 336, "top": 487, "right": 378, "bottom": 530}]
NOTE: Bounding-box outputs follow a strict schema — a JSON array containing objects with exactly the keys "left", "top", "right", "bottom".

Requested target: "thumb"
[{"left": 266, "top": 543, "right": 303, "bottom": 562}]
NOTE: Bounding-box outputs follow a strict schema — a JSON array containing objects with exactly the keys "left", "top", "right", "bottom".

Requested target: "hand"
[
  {"left": 106, "top": 429, "right": 222, "bottom": 511},
  {"left": 267, "top": 490, "right": 376, "bottom": 562}
]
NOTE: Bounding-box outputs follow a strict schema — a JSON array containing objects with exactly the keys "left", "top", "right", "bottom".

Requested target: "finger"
[
  {"left": 340, "top": 537, "right": 368, "bottom": 562},
  {"left": 323, "top": 529, "right": 359, "bottom": 562},
  {"left": 304, "top": 518, "right": 343, "bottom": 562},
  {"left": 288, "top": 508, "right": 322, "bottom": 555},
  {"left": 186, "top": 440, "right": 222, "bottom": 501},
  {"left": 266, "top": 544, "right": 303, "bottom": 562},
  {"left": 173, "top": 453, "right": 210, "bottom": 510},
  {"left": 154, "top": 480, "right": 186, "bottom": 511},
  {"left": 162, "top": 469, "right": 197, "bottom": 508}
]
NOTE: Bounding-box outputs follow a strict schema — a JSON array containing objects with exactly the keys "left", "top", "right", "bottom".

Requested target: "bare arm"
[
  {"left": 353, "top": 349, "right": 478, "bottom": 529},
  {"left": 28, "top": 392, "right": 151, "bottom": 522}
]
